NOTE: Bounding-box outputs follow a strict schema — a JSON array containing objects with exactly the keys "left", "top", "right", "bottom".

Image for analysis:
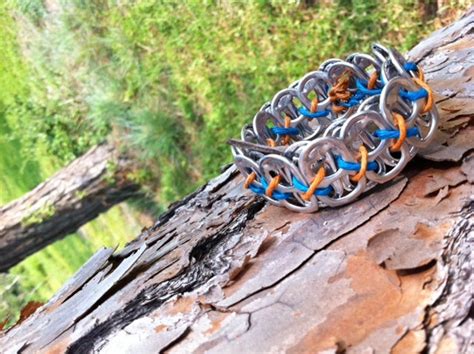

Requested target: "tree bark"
[
  {"left": 0, "top": 142, "right": 141, "bottom": 272},
  {"left": 1, "top": 10, "right": 473, "bottom": 354}
]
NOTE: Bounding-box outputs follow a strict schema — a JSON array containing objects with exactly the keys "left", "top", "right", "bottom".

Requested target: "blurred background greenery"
[{"left": 0, "top": 0, "right": 469, "bottom": 324}]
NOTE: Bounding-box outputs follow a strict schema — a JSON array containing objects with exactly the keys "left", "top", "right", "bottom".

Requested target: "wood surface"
[{"left": 0, "top": 142, "right": 140, "bottom": 271}]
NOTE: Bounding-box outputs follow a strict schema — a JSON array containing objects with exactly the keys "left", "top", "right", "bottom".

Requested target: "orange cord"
[
  {"left": 329, "top": 71, "right": 352, "bottom": 112},
  {"left": 267, "top": 138, "right": 276, "bottom": 147},
  {"left": 390, "top": 113, "right": 407, "bottom": 152},
  {"left": 266, "top": 175, "right": 281, "bottom": 197},
  {"left": 329, "top": 72, "right": 351, "bottom": 98},
  {"left": 283, "top": 115, "right": 292, "bottom": 145},
  {"left": 302, "top": 166, "right": 326, "bottom": 201},
  {"left": 329, "top": 90, "right": 351, "bottom": 101},
  {"left": 368, "top": 72, "right": 378, "bottom": 90},
  {"left": 417, "top": 66, "right": 425, "bottom": 82},
  {"left": 351, "top": 145, "right": 368, "bottom": 182},
  {"left": 244, "top": 172, "right": 256, "bottom": 189},
  {"left": 310, "top": 97, "right": 318, "bottom": 113},
  {"left": 413, "top": 77, "right": 433, "bottom": 113}
]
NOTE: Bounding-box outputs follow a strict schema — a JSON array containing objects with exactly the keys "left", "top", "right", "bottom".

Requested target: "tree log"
[
  {"left": 1, "top": 10, "right": 473, "bottom": 353},
  {"left": 0, "top": 142, "right": 140, "bottom": 272}
]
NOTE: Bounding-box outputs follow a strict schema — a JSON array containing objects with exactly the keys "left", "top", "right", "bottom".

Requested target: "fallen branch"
[{"left": 0, "top": 142, "right": 141, "bottom": 272}]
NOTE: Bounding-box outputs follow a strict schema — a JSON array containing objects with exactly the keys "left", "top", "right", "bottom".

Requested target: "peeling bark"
[
  {"left": 0, "top": 9, "right": 473, "bottom": 354},
  {"left": 0, "top": 142, "right": 141, "bottom": 272}
]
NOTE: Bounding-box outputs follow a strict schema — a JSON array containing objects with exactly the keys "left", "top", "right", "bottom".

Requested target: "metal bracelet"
[{"left": 230, "top": 43, "right": 438, "bottom": 213}]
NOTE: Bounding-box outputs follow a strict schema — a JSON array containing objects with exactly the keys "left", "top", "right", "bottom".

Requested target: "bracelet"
[{"left": 230, "top": 44, "right": 438, "bottom": 213}]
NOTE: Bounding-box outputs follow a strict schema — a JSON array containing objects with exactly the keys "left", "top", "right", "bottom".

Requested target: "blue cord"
[
  {"left": 338, "top": 90, "right": 367, "bottom": 108},
  {"left": 374, "top": 127, "right": 419, "bottom": 140},
  {"left": 249, "top": 183, "right": 265, "bottom": 195},
  {"left": 399, "top": 88, "right": 428, "bottom": 101},
  {"left": 292, "top": 176, "right": 333, "bottom": 196},
  {"left": 249, "top": 178, "right": 292, "bottom": 200},
  {"left": 356, "top": 79, "right": 382, "bottom": 95},
  {"left": 404, "top": 62, "right": 418, "bottom": 72},
  {"left": 335, "top": 127, "right": 420, "bottom": 172},
  {"left": 400, "top": 62, "right": 429, "bottom": 101},
  {"left": 271, "top": 126, "right": 300, "bottom": 136},
  {"left": 336, "top": 156, "right": 379, "bottom": 172},
  {"left": 339, "top": 98, "right": 362, "bottom": 108},
  {"left": 248, "top": 176, "right": 334, "bottom": 199},
  {"left": 299, "top": 107, "right": 331, "bottom": 118}
]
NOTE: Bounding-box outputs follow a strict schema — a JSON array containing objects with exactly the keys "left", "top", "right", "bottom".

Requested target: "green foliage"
[
  {"left": 21, "top": 202, "right": 56, "bottom": 227},
  {"left": 0, "top": 273, "right": 27, "bottom": 328},
  {"left": 7, "top": 0, "right": 448, "bottom": 201},
  {"left": 7, "top": 0, "right": 45, "bottom": 24},
  {"left": 74, "top": 190, "right": 88, "bottom": 200},
  {"left": 69, "top": 0, "right": 437, "bottom": 183},
  {"left": 105, "top": 160, "right": 119, "bottom": 185},
  {"left": 0, "top": 2, "right": 141, "bottom": 324},
  {"left": 126, "top": 168, "right": 152, "bottom": 185}
]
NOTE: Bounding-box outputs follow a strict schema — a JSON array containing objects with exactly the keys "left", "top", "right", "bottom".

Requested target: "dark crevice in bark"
[
  {"left": 66, "top": 199, "right": 266, "bottom": 353},
  {"left": 395, "top": 259, "right": 437, "bottom": 276},
  {"left": 222, "top": 179, "right": 407, "bottom": 310},
  {"left": 422, "top": 201, "right": 473, "bottom": 353},
  {"left": 157, "top": 327, "right": 192, "bottom": 354}
]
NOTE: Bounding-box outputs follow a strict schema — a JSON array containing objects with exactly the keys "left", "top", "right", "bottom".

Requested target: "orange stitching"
[
  {"left": 330, "top": 71, "right": 352, "bottom": 113},
  {"left": 267, "top": 138, "right": 276, "bottom": 147},
  {"left": 413, "top": 77, "right": 433, "bottom": 113},
  {"left": 368, "top": 72, "right": 378, "bottom": 90},
  {"left": 310, "top": 97, "right": 318, "bottom": 113},
  {"left": 351, "top": 145, "right": 368, "bottom": 182},
  {"left": 329, "top": 72, "right": 351, "bottom": 100},
  {"left": 266, "top": 175, "right": 281, "bottom": 197},
  {"left": 244, "top": 172, "right": 256, "bottom": 189},
  {"left": 390, "top": 113, "right": 407, "bottom": 152},
  {"left": 417, "top": 67, "right": 425, "bottom": 82},
  {"left": 283, "top": 115, "right": 292, "bottom": 145},
  {"left": 302, "top": 166, "right": 326, "bottom": 201}
]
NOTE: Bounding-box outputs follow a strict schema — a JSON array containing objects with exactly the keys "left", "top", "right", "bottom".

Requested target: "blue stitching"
[
  {"left": 336, "top": 156, "right": 379, "bottom": 172},
  {"left": 338, "top": 90, "right": 367, "bottom": 108},
  {"left": 404, "top": 62, "right": 418, "bottom": 72},
  {"left": 299, "top": 107, "right": 331, "bottom": 118},
  {"left": 253, "top": 178, "right": 291, "bottom": 200},
  {"left": 374, "top": 127, "right": 419, "bottom": 140},
  {"left": 356, "top": 79, "right": 382, "bottom": 95},
  {"left": 292, "top": 176, "right": 333, "bottom": 196},
  {"left": 248, "top": 176, "right": 334, "bottom": 199},
  {"left": 339, "top": 99, "right": 361, "bottom": 108},
  {"left": 249, "top": 183, "right": 265, "bottom": 195},
  {"left": 271, "top": 126, "right": 299, "bottom": 136},
  {"left": 399, "top": 88, "right": 428, "bottom": 101}
]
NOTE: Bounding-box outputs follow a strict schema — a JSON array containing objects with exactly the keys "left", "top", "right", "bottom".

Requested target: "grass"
[
  {"left": 0, "top": 1, "right": 141, "bottom": 323},
  {"left": 0, "top": 0, "right": 470, "bottom": 322}
]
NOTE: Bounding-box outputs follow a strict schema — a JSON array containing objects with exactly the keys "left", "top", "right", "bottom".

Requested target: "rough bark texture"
[
  {"left": 0, "top": 142, "right": 140, "bottom": 272},
  {"left": 1, "top": 10, "right": 473, "bottom": 354}
]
